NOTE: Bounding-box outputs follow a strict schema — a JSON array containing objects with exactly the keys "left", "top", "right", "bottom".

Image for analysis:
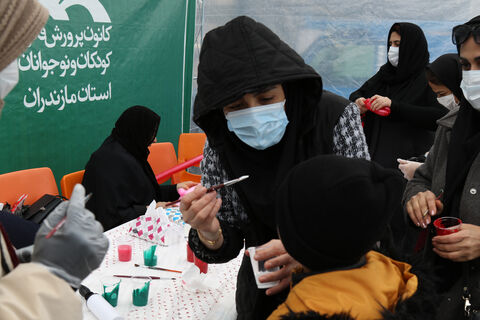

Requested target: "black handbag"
[{"left": 23, "top": 194, "right": 64, "bottom": 224}]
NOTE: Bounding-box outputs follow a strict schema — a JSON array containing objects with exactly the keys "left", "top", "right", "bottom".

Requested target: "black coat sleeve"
[
  {"left": 188, "top": 219, "right": 245, "bottom": 263},
  {"left": 389, "top": 97, "right": 447, "bottom": 130},
  {"left": 349, "top": 73, "right": 383, "bottom": 102}
]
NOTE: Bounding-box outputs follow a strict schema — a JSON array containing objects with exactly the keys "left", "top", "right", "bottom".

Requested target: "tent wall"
[{"left": 189, "top": 0, "right": 475, "bottom": 131}]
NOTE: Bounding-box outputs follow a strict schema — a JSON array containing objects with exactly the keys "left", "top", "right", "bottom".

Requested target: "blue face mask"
[{"left": 225, "top": 100, "right": 289, "bottom": 150}]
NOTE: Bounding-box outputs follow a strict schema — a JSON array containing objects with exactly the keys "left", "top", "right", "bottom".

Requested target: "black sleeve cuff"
[{"left": 188, "top": 219, "right": 244, "bottom": 263}]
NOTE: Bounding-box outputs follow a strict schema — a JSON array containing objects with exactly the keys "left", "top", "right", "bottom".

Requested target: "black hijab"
[
  {"left": 442, "top": 17, "right": 480, "bottom": 218},
  {"left": 427, "top": 53, "right": 463, "bottom": 101},
  {"left": 112, "top": 105, "right": 161, "bottom": 194},
  {"left": 194, "top": 17, "right": 334, "bottom": 243},
  {"left": 379, "top": 23, "right": 429, "bottom": 85},
  {"left": 354, "top": 22, "right": 430, "bottom": 100}
]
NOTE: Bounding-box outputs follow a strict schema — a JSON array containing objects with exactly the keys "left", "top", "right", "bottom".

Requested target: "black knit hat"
[{"left": 275, "top": 155, "right": 404, "bottom": 271}]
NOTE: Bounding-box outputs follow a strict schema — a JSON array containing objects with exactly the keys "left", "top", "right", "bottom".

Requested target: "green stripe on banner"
[{"left": 0, "top": 0, "right": 196, "bottom": 187}]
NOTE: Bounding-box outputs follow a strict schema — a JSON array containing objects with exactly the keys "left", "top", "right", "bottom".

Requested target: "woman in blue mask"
[
  {"left": 350, "top": 23, "right": 447, "bottom": 169},
  {"left": 403, "top": 15, "right": 480, "bottom": 319},
  {"left": 179, "top": 16, "right": 370, "bottom": 319}
]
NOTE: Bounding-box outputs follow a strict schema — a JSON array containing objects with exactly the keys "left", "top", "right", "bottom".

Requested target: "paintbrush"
[
  {"left": 134, "top": 263, "right": 182, "bottom": 274},
  {"left": 422, "top": 191, "right": 444, "bottom": 217},
  {"left": 165, "top": 175, "right": 249, "bottom": 207},
  {"left": 114, "top": 275, "right": 176, "bottom": 280},
  {"left": 45, "top": 193, "right": 92, "bottom": 239}
]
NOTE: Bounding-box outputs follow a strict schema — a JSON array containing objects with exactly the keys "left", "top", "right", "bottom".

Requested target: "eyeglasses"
[{"left": 452, "top": 24, "right": 480, "bottom": 46}]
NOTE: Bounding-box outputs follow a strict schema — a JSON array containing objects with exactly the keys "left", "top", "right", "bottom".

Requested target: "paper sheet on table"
[{"left": 205, "top": 290, "right": 237, "bottom": 320}]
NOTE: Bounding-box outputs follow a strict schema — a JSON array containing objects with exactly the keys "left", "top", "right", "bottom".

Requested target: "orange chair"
[
  {"left": 60, "top": 170, "right": 85, "bottom": 199},
  {"left": 0, "top": 167, "right": 59, "bottom": 205},
  {"left": 147, "top": 142, "right": 178, "bottom": 184},
  {"left": 173, "top": 133, "right": 206, "bottom": 184}
]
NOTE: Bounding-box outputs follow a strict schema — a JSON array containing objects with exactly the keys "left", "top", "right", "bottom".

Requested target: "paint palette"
[{"left": 164, "top": 207, "right": 185, "bottom": 225}]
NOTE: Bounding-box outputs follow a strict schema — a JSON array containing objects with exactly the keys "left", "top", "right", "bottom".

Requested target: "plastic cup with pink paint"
[{"left": 117, "top": 243, "right": 132, "bottom": 262}]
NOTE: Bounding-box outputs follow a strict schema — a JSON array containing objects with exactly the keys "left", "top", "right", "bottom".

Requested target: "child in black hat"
[{"left": 269, "top": 155, "right": 437, "bottom": 320}]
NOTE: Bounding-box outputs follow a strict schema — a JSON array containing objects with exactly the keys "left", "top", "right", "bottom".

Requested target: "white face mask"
[
  {"left": 437, "top": 94, "right": 459, "bottom": 111},
  {"left": 388, "top": 46, "right": 399, "bottom": 67},
  {"left": 461, "top": 70, "right": 480, "bottom": 111},
  {"left": 0, "top": 60, "right": 20, "bottom": 114}
]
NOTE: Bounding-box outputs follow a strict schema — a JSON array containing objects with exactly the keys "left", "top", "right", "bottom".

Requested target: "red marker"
[{"left": 45, "top": 193, "right": 92, "bottom": 239}]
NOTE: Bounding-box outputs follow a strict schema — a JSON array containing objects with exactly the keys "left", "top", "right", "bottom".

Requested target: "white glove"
[{"left": 32, "top": 184, "right": 109, "bottom": 288}]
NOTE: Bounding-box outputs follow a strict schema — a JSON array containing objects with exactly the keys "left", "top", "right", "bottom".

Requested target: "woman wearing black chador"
[{"left": 350, "top": 22, "right": 447, "bottom": 169}]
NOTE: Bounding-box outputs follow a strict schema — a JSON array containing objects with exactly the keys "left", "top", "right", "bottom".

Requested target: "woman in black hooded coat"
[
  {"left": 82, "top": 106, "right": 192, "bottom": 231},
  {"left": 350, "top": 22, "right": 447, "bottom": 169},
  {"left": 179, "top": 16, "right": 370, "bottom": 319}
]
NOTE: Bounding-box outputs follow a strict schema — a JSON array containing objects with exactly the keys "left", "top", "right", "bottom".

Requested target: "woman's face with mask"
[
  {"left": 222, "top": 84, "right": 288, "bottom": 150},
  {"left": 222, "top": 84, "right": 285, "bottom": 115},
  {"left": 428, "top": 81, "right": 459, "bottom": 111},
  {"left": 459, "top": 34, "right": 480, "bottom": 111},
  {"left": 223, "top": 84, "right": 285, "bottom": 115},
  {"left": 428, "top": 81, "right": 459, "bottom": 103},
  {"left": 388, "top": 31, "right": 401, "bottom": 67}
]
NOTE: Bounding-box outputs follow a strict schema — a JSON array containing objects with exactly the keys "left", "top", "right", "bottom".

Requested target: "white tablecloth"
[{"left": 81, "top": 215, "right": 242, "bottom": 320}]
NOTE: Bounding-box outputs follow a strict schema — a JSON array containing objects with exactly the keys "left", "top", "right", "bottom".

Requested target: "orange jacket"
[{"left": 268, "top": 251, "right": 418, "bottom": 320}]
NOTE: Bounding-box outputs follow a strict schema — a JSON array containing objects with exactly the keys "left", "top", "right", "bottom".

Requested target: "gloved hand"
[
  {"left": 32, "top": 184, "right": 109, "bottom": 288},
  {"left": 16, "top": 244, "right": 33, "bottom": 263}
]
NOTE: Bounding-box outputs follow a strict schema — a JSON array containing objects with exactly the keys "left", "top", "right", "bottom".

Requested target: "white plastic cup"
[{"left": 247, "top": 246, "right": 280, "bottom": 289}]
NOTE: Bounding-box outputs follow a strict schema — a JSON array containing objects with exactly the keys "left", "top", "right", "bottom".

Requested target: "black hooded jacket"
[
  {"left": 349, "top": 22, "right": 447, "bottom": 169},
  {"left": 190, "top": 16, "right": 368, "bottom": 320}
]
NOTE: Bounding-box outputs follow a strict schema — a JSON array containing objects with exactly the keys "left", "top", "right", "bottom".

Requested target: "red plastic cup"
[
  {"left": 118, "top": 244, "right": 132, "bottom": 262},
  {"left": 194, "top": 257, "right": 208, "bottom": 274},
  {"left": 186, "top": 242, "right": 194, "bottom": 263},
  {"left": 433, "top": 217, "right": 462, "bottom": 235}
]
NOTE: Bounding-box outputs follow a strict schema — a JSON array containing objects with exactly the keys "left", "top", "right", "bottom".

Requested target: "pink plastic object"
[
  {"left": 194, "top": 256, "right": 208, "bottom": 274},
  {"left": 155, "top": 155, "right": 203, "bottom": 183},
  {"left": 118, "top": 244, "right": 132, "bottom": 262},
  {"left": 364, "top": 98, "right": 391, "bottom": 116},
  {"left": 178, "top": 186, "right": 196, "bottom": 197},
  {"left": 186, "top": 242, "right": 194, "bottom": 262}
]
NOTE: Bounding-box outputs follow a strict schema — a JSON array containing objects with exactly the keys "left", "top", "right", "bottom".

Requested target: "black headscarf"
[
  {"left": 427, "top": 53, "right": 463, "bottom": 102},
  {"left": 379, "top": 23, "right": 429, "bottom": 85},
  {"left": 112, "top": 105, "right": 161, "bottom": 194},
  {"left": 194, "top": 16, "right": 338, "bottom": 243},
  {"left": 443, "top": 17, "right": 480, "bottom": 218}
]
